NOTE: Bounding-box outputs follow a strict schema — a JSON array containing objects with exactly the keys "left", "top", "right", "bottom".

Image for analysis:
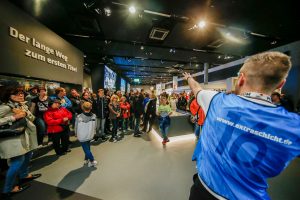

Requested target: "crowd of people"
[
  {"left": 1, "top": 51, "right": 300, "bottom": 199},
  {"left": 0, "top": 83, "right": 197, "bottom": 198}
]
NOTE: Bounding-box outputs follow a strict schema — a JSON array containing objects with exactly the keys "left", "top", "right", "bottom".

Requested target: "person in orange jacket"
[
  {"left": 189, "top": 98, "right": 205, "bottom": 140},
  {"left": 120, "top": 96, "right": 130, "bottom": 133}
]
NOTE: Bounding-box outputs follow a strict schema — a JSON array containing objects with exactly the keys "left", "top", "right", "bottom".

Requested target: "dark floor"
[{"left": 9, "top": 180, "right": 102, "bottom": 200}]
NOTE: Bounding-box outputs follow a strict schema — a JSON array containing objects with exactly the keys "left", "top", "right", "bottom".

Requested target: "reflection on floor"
[
  {"left": 2, "top": 130, "right": 300, "bottom": 200},
  {"left": 26, "top": 131, "right": 197, "bottom": 200}
]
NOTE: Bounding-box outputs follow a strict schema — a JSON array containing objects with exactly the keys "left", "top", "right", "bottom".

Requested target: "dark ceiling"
[{"left": 9, "top": 0, "right": 300, "bottom": 85}]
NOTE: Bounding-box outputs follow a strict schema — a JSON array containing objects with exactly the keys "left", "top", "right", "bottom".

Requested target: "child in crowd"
[
  {"left": 75, "top": 102, "right": 97, "bottom": 167},
  {"left": 157, "top": 96, "right": 172, "bottom": 145}
]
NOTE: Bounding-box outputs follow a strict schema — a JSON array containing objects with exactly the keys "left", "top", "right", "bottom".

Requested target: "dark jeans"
[
  {"left": 111, "top": 119, "right": 118, "bottom": 138},
  {"left": 52, "top": 130, "right": 69, "bottom": 155},
  {"left": 129, "top": 115, "right": 134, "bottom": 129},
  {"left": 122, "top": 118, "right": 129, "bottom": 131},
  {"left": 80, "top": 141, "right": 94, "bottom": 161},
  {"left": 143, "top": 115, "right": 156, "bottom": 132},
  {"left": 134, "top": 116, "right": 141, "bottom": 134},
  {"left": 189, "top": 174, "right": 219, "bottom": 200},
  {"left": 34, "top": 117, "right": 47, "bottom": 145},
  {"left": 3, "top": 152, "right": 33, "bottom": 193},
  {"left": 105, "top": 117, "right": 111, "bottom": 133},
  {"left": 159, "top": 116, "right": 170, "bottom": 140}
]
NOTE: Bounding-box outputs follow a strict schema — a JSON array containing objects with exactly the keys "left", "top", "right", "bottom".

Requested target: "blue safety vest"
[{"left": 193, "top": 93, "right": 300, "bottom": 200}]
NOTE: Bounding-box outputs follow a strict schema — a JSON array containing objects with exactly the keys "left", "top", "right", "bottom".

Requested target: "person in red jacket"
[
  {"left": 44, "top": 99, "right": 72, "bottom": 156},
  {"left": 120, "top": 96, "right": 130, "bottom": 133},
  {"left": 189, "top": 98, "right": 205, "bottom": 140}
]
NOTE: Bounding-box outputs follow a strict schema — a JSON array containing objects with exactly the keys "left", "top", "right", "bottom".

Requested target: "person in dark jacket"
[
  {"left": 128, "top": 90, "right": 135, "bottom": 130},
  {"left": 177, "top": 93, "right": 187, "bottom": 111},
  {"left": 143, "top": 93, "right": 157, "bottom": 133},
  {"left": 92, "top": 89, "right": 109, "bottom": 141},
  {"left": 30, "top": 87, "right": 49, "bottom": 146},
  {"left": 69, "top": 89, "right": 81, "bottom": 115},
  {"left": 133, "top": 90, "right": 144, "bottom": 137}
]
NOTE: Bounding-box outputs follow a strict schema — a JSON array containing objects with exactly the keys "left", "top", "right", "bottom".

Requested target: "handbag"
[{"left": 0, "top": 117, "right": 27, "bottom": 138}]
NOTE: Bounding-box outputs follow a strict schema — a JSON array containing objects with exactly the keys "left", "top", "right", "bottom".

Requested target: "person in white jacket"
[{"left": 75, "top": 102, "right": 97, "bottom": 167}]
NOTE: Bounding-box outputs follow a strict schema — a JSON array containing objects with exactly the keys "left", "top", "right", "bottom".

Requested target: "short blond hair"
[
  {"left": 240, "top": 51, "right": 292, "bottom": 93},
  {"left": 110, "top": 95, "right": 118, "bottom": 102},
  {"left": 82, "top": 101, "right": 92, "bottom": 111}
]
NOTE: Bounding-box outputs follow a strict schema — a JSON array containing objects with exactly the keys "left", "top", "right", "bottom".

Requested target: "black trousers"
[
  {"left": 105, "top": 117, "right": 111, "bottom": 133},
  {"left": 143, "top": 115, "right": 156, "bottom": 132},
  {"left": 189, "top": 174, "right": 219, "bottom": 200},
  {"left": 52, "top": 130, "right": 69, "bottom": 155}
]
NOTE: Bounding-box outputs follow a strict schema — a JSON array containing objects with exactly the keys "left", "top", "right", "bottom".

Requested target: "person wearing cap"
[
  {"left": 43, "top": 98, "right": 72, "bottom": 156},
  {"left": 183, "top": 51, "right": 300, "bottom": 200},
  {"left": 25, "top": 85, "right": 39, "bottom": 108}
]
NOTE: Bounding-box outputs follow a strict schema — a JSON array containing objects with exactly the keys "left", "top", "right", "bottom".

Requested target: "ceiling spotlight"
[
  {"left": 104, "top": 7, "right": 111, "bottom": 16},
  {"left": 271, "top": 41, "right": 277, "bottom": 45},
  {"left": 169, "top": 48, "right": 176, "bottom": 53},
  {"left": 140, "top": 46, "right": 144, "bottom": 50},
  {"left": 218, "top": 55, "right": 222, "bottom": 59},
  {"left": 129, "top": 6, "right": 136, "bottom": 14},
  {"left": 198, "top": 20, "right": 206, "bottom": 29},
  {"left": 94, "top": 8, "right": 102, "bottom": 14}
]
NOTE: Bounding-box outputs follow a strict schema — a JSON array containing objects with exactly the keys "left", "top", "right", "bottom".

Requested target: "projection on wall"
[
  {"left": 121, "top": 78, "right": 126, "bottom": 93},
  {"left": 104, "top": 65, "right": 116, "bottom": 90}
]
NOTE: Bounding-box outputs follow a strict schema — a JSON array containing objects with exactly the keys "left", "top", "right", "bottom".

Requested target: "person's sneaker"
[
  {"left": 84, "top": 160, "right": 89, "bottom": 165},
  {"left": 166, "top": 138, "right": 170, "bottom": 142},
  {"left": 162, "top": 140, "right": 167, "bottom": 145},
  {"left": 88, "top": 160, "right": 98, "bottom": 167},
  {"left": 113, "top": 137, "right": 118, "bottom": 143}
]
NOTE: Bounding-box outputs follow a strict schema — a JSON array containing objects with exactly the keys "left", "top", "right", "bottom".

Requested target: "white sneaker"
[
  {"left": 84, "top": 160, "right": 89, "bottom": 165},
  {"left": 88, "top": 160, "right": 98, "bottom": 167}
]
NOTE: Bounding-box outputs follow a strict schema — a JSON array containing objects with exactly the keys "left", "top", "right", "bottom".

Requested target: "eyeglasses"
[{"left": 11, "top": 92, "right": 24, "bottom": 96}]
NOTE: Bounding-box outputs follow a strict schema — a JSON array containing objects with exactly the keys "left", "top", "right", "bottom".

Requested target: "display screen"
[
  {"left": 121, "top": 78, "right": 126, "bottom": 93},
  {"left": 127, "top": 83, "right": 130, "bottom": 92},
  {"left": 104, "top": 65, "right": 116, "bottom": 90}
]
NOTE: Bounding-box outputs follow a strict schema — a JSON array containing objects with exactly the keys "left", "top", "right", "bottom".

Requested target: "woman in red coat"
[
  {"left": 120, "top": 96, "right": 130, "bottom": 133},
  {"left": 44, "top": 99, "right": 72, "bottom": 156}
]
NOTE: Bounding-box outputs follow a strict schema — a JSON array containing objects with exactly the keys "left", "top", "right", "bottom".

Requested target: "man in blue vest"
[{"left": 183, "top": 51, "right": 300, "bottom": 200}]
